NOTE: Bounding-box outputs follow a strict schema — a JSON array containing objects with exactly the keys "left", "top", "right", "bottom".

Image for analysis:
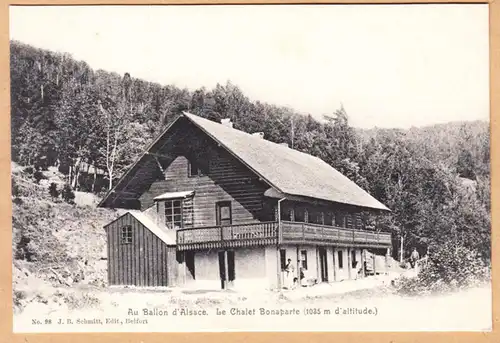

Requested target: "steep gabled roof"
[
  {"left": 99, "top": 112, "right": 389, "bottom": 212},
  {"left": 183, "top": 113, "right": 389, "bottom": 211}
]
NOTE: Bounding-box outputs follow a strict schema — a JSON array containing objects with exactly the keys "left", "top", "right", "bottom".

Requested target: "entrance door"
[
  {"left": 318, "top": 247, "right": 328, "bottom": 282},
  {"left": 218, "top": 250, "right": 235, "bottom": 289}
]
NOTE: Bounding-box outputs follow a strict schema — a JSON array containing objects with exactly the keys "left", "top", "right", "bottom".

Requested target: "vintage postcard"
[{"left": 9, "top": 4, "right": 491, "bottom": 333}]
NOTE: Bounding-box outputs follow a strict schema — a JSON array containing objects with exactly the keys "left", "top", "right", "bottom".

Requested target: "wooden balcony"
[
  {"left": 176, "top": 220, "right": 392, "bottom": 251},
  {"left": 280, "top": 221, "right": 392, "bottom": 248},
  {"left": 176, "top": 221, "right": 279, "bottom": 251}
]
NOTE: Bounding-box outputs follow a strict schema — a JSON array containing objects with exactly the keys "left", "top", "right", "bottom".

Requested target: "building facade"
[{"left": 100, "top": 112, "right": 392, "bottom": 290}]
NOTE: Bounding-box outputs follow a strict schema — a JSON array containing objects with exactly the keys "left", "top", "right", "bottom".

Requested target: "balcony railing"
[
  {"left": 176, "top": 221, "right": 392, "bottom": 251},
  {"left": 176, "top": 221, "right": 279, "bottom": 251},
  {"left": 280, "top": 221, "right": 392, "bottom": 247}
]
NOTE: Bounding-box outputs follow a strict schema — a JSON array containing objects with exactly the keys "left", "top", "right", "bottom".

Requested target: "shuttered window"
[
  {"left": 183, "top": 197, "right": 194, "bottom": 228},
  {"left": 346, "top": 214, "right": 353, "bottom": 229},
  {"left": 354, "top": 213, "right": 363, "bottom": 230}
]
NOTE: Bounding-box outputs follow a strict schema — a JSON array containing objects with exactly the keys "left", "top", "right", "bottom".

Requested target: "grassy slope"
[{"left": 11, "top": 162, "right": 123, "bottom": 312}]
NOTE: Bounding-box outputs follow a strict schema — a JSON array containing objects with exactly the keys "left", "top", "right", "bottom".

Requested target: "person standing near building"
[
  {"left": 284, "top": 258, "right": 295, "bottom": 289},
  {"left": 410, "top": 247, "right": 420, "bottom": 269}
]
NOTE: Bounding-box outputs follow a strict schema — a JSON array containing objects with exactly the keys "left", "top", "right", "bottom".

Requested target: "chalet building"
[{"left": 99, "top": 112, "right": 392, "bottom": 290}]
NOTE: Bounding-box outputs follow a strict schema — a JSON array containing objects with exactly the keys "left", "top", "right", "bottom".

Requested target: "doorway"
[
  {"left": 218, "top": 250, "right": 235, "bottom": 289},
  {"left": 216, "top": 201, "right": 232, "bottom": 226},
  {"left": 318, "top": 247, "right": 328, "bottom": 282}
]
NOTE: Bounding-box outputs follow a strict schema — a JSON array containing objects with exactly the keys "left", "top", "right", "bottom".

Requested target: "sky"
[{"left": 9, "top": 5, "right": 489, "bottom": 129}]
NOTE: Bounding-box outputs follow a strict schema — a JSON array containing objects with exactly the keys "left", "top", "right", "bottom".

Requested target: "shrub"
[
  {"left": 12, "top": 178, "right": 20, "bottom": 197},
  {"left": 396, "top": 241, "right": 490, "bottom": 296},
  {"left": 23, "top": 166, "right": 34, "bottom": 175},
  {"left": 64, "top": 291, "right": 100, "bottom": 310},
  {"left": 61, "top": 184, "right": 75, "bottom": 204},
  {"left": 48, "top": 182, "right": 59, "bottom": 200},
  {"left": 33, "top": 170, "right": 46, "bottom": 184}
]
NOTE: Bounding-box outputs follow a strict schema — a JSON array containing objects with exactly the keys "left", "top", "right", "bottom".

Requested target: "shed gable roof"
[{"left": 99, "top": 112, "right": 389, "bottom": 211}]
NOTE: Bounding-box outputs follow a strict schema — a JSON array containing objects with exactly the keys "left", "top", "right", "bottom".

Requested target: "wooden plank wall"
[
  {"left": 139, "top": 128, "right": 272, "bottom": 227},
  {"left": 106, "top": 213, "right": 176, "bottom": 287}
]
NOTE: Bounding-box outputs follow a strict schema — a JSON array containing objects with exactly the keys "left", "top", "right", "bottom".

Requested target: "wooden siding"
[
  {"left": 139, "top": 127, "right": 272, "bottom": 227},
  {"left": 106, "top": 213, "right": 176, "bottom": 287}
]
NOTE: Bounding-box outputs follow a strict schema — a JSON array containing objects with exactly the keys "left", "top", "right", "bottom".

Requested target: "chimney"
[
  {"left": 220, "top": 118, "right": 233, "bottom": 128},
  {"left": 252, "top": 132, "right": 264, "bottom": 139}
]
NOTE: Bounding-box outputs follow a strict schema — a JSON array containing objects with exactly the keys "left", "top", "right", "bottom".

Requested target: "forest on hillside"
[{"left": 10, "top": 40, "right": 491, "bottom": 267}]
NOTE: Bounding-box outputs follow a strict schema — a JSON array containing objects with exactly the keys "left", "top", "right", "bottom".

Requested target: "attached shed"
[{"left": 104, "top": 211, "right": 178, "bottom": 287}]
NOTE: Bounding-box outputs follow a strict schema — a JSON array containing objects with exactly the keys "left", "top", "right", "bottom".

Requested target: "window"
[
  {"left": 280, "top": 249, "right": 287, "bottom": 270},
  {"left": 354, "top": 213, "right": 363, "bottom": 230},
  {"left": 188, "top": 159, "right": 207, "bottom": 177},
  {"left": 325, "top": 212, "right": 335, "bottom": 226},
  {"left": 162, "top": 197, "right": 193, "bottom": 229},
  {"left": 300, "top": 250, "right": 308, "bottom": 270},
  {"left": 165, "top": 199, "right": 183, "bottom": 229},
  {"left": 335, "top": 212, "right": 345, "bottom": 227},
  {"left": 295, "top": 207, "right": 305, "bottom": 222},
  {"left": 216, "top": 201, "right": 232, "bottom": 226},
  {"left": 346, "top": 214, "right": 353, "bottom": 229},
  {"left": 338, "top": 250, "right": 344, "bottom": 269},
  {"left": 121, "top": 225, "right": 133, "bottom": 244},
  {"left": 280, "top": 206, "right": 294, "bottom": 221},
  {"left": 309, "top": 211, "right": 324, "bottom": 225}
]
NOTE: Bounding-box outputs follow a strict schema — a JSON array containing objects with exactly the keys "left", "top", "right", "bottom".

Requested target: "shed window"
[{"left": 121, "top": 225, "right": 133, "bottom": 244}]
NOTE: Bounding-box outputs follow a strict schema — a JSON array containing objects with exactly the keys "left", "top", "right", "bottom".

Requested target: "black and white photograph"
[{"left": 9, "top": 4, "right": 491, "bottom": 332}]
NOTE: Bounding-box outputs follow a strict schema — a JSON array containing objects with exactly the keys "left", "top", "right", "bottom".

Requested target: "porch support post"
[
  {"left": 332, "top": 247, "right": 337, "bottom": 282},
  {"left": 296, "top": 245, "right": 300, "bottom": 287},
  {"left": 276, "top": 246, "right": 281, "bottom": 290},
  {"left": 386, "top": 247, "right": 391, "bottom": 275},
  {"left": 224, "top": 250, "right": 229, "bottom": 289},
  {"left": 276, "top": 197, "right": 286, "bottom": 291},
  {"left": 347, "top": 247, "right": 352, "bottom": 280},
  {"left": 361, "top": 249, "right": 366, "bottom": 278}
]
